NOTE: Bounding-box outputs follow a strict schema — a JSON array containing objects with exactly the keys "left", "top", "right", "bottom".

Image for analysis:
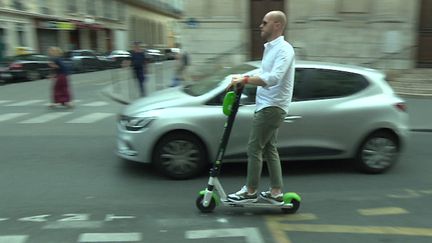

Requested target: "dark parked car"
[
  {"left": 63, "top": 49, "right": 107, "bottom": 73},
  {"left": 0, "top": 54, "right": 52, "bottom": 82}
]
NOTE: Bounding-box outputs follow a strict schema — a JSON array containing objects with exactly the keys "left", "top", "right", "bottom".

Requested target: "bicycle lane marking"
[
  {"left": 265, "top": 215, "right": 432, "bottom": 243},
  {"left": 265, "top": 214, "right": 318, "bottom": 243}
]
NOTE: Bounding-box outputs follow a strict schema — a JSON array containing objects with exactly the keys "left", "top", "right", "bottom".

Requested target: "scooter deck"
[{"left": 221, "top": 199, "right": 294, "bottom": 209}]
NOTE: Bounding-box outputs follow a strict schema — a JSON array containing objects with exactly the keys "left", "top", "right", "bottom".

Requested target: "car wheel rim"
[
  {"left": 361, "top": 137, "right": 397, "bottom": 169},
  {"left": 159, "top": 140, "right": 201, "bottom": 175}
]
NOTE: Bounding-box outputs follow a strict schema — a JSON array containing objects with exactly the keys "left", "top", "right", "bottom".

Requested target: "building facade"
[
  {"left": 0, "top": 0, "right": 183, "bottom": 56},
  {"left": 180, "top": 0, "right": 432, "bottom": 77}
]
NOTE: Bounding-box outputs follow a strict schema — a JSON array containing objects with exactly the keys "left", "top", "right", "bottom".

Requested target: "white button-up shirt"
[{"left": 256, "top": 36, "right": 295, "bottom": 113}]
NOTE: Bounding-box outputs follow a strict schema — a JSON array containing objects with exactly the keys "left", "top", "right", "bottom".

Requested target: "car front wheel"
[
  {"left": 355, "top": 131, "right": 399, "bottom": 174},
  {"left": 153, "top": 132, "right": 207, "bottom": 179}
]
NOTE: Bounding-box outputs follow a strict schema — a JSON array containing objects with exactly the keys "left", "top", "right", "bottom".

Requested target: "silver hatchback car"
[{"left": 117, "top": 61, "right": 409, "bottom": 179}]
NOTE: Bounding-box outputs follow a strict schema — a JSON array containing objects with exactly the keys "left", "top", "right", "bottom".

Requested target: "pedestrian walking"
[
  {"left": 128, "top": 41, "right": 147, "bottom": 96},
  {"left": 226, "top": 10, "right": 295, "bottom": 205},
  {"left": 47, "top": 46, "right": 73, "bottom": 108}
]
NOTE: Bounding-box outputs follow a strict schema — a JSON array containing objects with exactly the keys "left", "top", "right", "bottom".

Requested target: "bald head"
[
  {"left": 260, "top": 10, "right": 287, "bottom": 42},
  {"left": 266, "top": 11, "right": 287, "bottom": 29}
]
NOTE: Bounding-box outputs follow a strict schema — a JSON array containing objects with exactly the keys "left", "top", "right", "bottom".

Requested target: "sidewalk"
[
  {"left": 387, "top": 69, "right": 432, "bottom": 98},
  {"left": 102, "top": 63, "right": 432, "bottom": 105}
]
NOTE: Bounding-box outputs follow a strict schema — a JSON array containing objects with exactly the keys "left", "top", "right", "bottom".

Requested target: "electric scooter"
[{"left": 196, "top": 84, "right": 301, "bottom": 213}]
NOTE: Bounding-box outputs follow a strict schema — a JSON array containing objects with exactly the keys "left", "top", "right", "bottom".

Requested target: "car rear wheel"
[
  {"left": 355, "top": 131, "right": 399, "bottom": 174},
  {"left": 153, "top": 132, "right": 207, "bottom": 179}
]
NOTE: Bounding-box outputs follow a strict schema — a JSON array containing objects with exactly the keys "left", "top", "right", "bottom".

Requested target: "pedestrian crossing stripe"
[
  {"left": 0, "top": 100, "right": 106, "bottom": 107},
  {"left": 0, "top": 235, "right": 28, "bottom": 243},
  {"left": 66, "top": 113, "right": 114, "bottom": 123},
  {"left": 0, "top": 112, "right": 116, "bottom": 124},
  {"left": 0, "top": 113, "right": 28, "bottom": 122},
  {"left": 81, "top": 101, "right": 108, "bottom": 107},
  {"left": 4, "top": 100, "right": 45, "bottom": 106},
  {"left": 19, "top": 112, "right": 73, "bottom": 124}
]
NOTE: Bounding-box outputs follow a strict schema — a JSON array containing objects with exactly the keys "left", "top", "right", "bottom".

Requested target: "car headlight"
[{"left": 119, "top": 115, "right": 156, "bottom": 131}]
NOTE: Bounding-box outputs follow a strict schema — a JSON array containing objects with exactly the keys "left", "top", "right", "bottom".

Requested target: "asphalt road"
[{"left": 0, "top": 73, "right": 432, "bottom": 243}]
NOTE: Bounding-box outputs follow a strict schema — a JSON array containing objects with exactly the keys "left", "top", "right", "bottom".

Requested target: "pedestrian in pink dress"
[{"left": 48, "top": 47, "right": 73, "bottom": 108}]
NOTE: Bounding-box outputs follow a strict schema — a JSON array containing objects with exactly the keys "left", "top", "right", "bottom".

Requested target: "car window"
[
  {"left": 293, "top": 68, "right": 369, "bottom": 101},
  {"left": 71, "top": 52, "right": 81, "bottom": 57},
  {"left": 82, "top": 51, "right": 93, "bottom": 56},
  {"left": 207, "top": 67, "right": 302, "bottom": 106},
  {"left": 184, "top": 64, "right": 256, "bottom": 97}
]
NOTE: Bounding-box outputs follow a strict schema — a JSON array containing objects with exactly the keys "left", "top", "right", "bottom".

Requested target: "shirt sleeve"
[{"left": 259, "top": 47, "right": 294, "bottom": 87}]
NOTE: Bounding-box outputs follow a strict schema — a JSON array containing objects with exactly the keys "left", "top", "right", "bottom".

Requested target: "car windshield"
[{"left": 183, "top": 63, "right": 257, "bottom": 96}]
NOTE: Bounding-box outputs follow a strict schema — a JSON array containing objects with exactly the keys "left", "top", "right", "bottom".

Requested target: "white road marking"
[
  {"left": 0, "top": 235, "right": 28, "bottom": 243},
  {"left": 82, "top": 101, "right": 109, "bottom": 107},
  {"left": 216, "top": 218, "right": 228, "bottom": 223},
  {"left": 42, "top": 100, "right": 82, "bottom": 106},
  {"left": 58, "top": 213, "right": 90, "bottom": 221},
  {"left": 5, "top": 100, "right": 45, "bottom": 106},
  {"left": 105, "top": 214, "right": 136, "bottom": 221},
  {"left": 43, "top": 221, "right": 103, "bottom": 229},
  {"left": 66, "top": 113, "right": 113, "bottom": 123},
  {"left": 186, "top": 227, "right": 264, "bottom": 243},
  {"left": 0, "top": 113, "right": 28, "bottom": 122},
  {"left": 19, "top": 112, "right": 72, "bottom": 123},
  {"left": 18, "top": 214, "right": 50, "bottom": 222},
  {"left": 0, "top": 100, "right": 13, "bottom": 105},
  {"left": 78, "top": 232, "right": 142, "bottom": 242}
]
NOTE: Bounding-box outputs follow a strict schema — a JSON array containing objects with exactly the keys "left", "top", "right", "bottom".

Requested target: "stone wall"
[
  {"left": 287, "top": 0, "right": 419, "bottom": 69},
  {"left": 181, "top": 0, "right": 420, "bottom": 78}
]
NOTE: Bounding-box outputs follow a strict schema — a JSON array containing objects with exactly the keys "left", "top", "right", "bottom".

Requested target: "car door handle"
[{"left": 284, "top": 115, "right": 302, "bottom": 123}]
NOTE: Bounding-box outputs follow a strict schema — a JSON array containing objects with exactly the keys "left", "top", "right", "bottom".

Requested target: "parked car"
[
  {"left": 116, "top": 61, "right": 410, "bottom": 179},
  {"left": 106, "top": 50, "right": 131, "bottom": 68},
  {"left": 0, "top": 54, "right": 51, "bottom": 82},
  {"left": 63, "top": 49, "right": 106, "bottom": 73},
  {"left": 145, "top": 49, "right": 165, "bottom": 63},
  {"left": 124, "top": 48, "right": 166, "bottom": 64},
  {"left": 163, "top": 48, "right": 180, "bottom": 60}
]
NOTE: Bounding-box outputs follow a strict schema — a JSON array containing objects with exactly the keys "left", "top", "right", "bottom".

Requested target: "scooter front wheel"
[
  {"left": 281, "top": 199, "right": 300, "bottom": 214},
  {"left": 196, "top": 195, "right": 216, "bottom": 213}
]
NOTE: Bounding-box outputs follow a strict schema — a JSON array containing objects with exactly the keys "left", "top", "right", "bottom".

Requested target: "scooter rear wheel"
[
  {"left": 281, "top": 199, "right": 300, "bottom": 214},
  {"left": 196, "top": 195, "right": 216, "bottom": 213}
]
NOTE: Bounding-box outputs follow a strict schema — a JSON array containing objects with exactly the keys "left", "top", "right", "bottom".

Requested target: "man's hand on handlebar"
[{"left": 226, "top": 75, "right": 246, "bottom": 91}]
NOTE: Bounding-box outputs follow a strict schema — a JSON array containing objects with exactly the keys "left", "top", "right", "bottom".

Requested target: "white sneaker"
[
  {"left": 260, "top": 191, "right": 284, "bottom": 205},
  {"left": 227, "top": 185, "right": 258, "bottom": 203}
]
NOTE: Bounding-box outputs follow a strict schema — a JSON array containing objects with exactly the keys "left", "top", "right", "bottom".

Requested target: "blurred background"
[
  {"left": 1, "top": 2, "right": 432, "bottom": 242},
  {"left": 0, "top": 0, "right": 431, "bottom": 76}
]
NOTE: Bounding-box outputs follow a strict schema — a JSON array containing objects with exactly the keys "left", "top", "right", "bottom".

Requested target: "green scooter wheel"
[
  {"left": 281, "top": 198, "right": 300, "bottom": 214},
  {"left": 196, "top": 195, "right": 216, "bottom": 213}
]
